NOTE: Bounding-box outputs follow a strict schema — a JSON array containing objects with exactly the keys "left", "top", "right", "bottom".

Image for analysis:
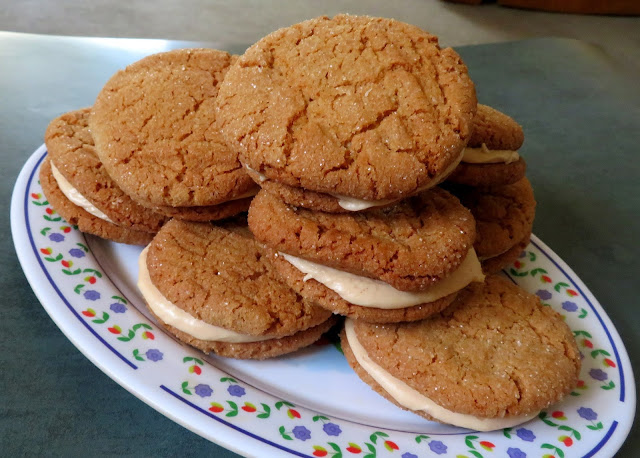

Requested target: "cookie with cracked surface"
[
  {"left": 45, "top": 108, "right": 168, "bottom": 232},
  {"left": 217, "top": 14, "right": 476, "bottom": 202},
  {"left": 448, "top": 104, "right": 526, "bottom": 187},
  {"left": 447, "top": 177, "right": 536, "bottom": 262},
  {"left": 340, "top": 275, "right": 580, "bottom": 430},
  {"left": 248, "top": 188, "right": 476, "bottom": 291},
  {"left": 139, "top": 218, "right": 334, "bottom": 359},
  {"left": 40, "top": 158, "right": 154, "bottom": 245},
  {"left": 90, "top": 48, "right": 258, "bottom": 216}
]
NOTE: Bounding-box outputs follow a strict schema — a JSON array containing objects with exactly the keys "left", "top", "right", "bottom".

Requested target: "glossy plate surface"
[{"left": 12, "top": 145, "right": 635, "bottom": 458}]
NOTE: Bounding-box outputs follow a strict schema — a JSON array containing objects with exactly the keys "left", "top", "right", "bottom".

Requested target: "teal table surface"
[{"left": 1, "top": 32, "right": 638, "bottom": 456}]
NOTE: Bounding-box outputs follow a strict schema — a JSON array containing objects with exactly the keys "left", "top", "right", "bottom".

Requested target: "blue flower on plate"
[
  {"left": 402, "top": 453, "right": 418, "bottom": 458},
  {"left": 589, "top": 368, "right": 608, "bottom": 381},
  {"left": 227, "top": 385, "right": 246, "bottom": 397},
  {"left": 145, "top": 349, "right": 163, "bottom": 362},
  {"left": 516, "top": 428, "right": 536, "bottom": 442},
  {"left": 578, "top": 407, "right": 598, "bottom": 421},
  {"left": 110, "top": 302, "right": 127, "bottom": 313},
  {"left": 49, "top": 233, "right": 64, "bottom": 242},
  {"left": 323, "top": 422, "right": 341, "bottom": 436},
  {"left": 536, "top": 289, "right": 552, "bottom": 301},
  {"left": 518, "top": 250, "right": 527, "bottom": 258},
  {"left": 428, "top": 440, "right": 447, "bottom": 454},
  {"left": 562, "top": 301, "right": 578, "bottom": 312},
  {"left": 507, "top": 447, "right": 527, "bottom": 458},
  {"left": 194, "top": 384, "right": 213, "bottom": 398},
  {"left": 69, "top": 248, "right": 85, "bottom": 258},
  {"left": 83, "top": 290, "right": 100, "bottom": 301},
  {"left": 292, "top": 426, "right": 311, "bottom": 441}
]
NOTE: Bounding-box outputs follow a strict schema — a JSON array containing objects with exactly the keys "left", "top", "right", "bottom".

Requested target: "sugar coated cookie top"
[
  {"left": 146, "top": 218, "right": 331, "bottom": 337},
  {"left": 91, "top": 48, "right": 256, "bottom": 208},
  {"left": 352, "top": 275, "right": 580, "bottom": 418},
  {"left": 217, "top": 15, "right": 477, "bottom": 200}
]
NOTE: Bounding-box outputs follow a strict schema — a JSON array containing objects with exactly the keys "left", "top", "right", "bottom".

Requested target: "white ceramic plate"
[{"left": 12, "top": 145, "right": 635, "bottom": 458}]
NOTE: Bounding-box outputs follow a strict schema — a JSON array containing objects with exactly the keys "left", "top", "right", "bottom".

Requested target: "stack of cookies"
[{"left": 40, "top": 14, "right": 580, "bottom": 432}]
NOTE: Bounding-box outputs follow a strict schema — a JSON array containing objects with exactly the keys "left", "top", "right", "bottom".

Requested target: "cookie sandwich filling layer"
[
  {"left": 328, "top": 150, "right": 465, "bottom": 211},
  {"left": 138, "top": 247, "right": 270, "bottom": 343},
  {"left": 462, "top": 143, "right": 519, "bottom": 164},
  {"left": 50, "top": 162, "right": 114, "bottom": 223},
  {"left": 279, "top": 248, "right": 484, "bottom": 308},
  {"left": 344, "top": 319, "right": 537, "bottom": 431},
  {"left": 247, "top": 151, "right": 464, "bottom": 212}
]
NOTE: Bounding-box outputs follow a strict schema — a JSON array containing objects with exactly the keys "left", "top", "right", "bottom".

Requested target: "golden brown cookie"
[
  {"left": 90, "top": 48, "right": 257, "bottom": 216},
  {"left": 481, "top": 233, "right": 531, "bottom": 275},
  {"left": 40, "top": 158, "right": 154, "bottom": 245},
  {"left": 448, "top": 177, "right": 536, "bottom": 262},
  {"left": 248, "top": 188, "right": 476, "bottom": 291},
  {"left": 217, "top": 15, "right": 476, "bottom": 202},
  {"left": 45, "top": 108, "right": 167, "bottom": 232},
  {"left": 448, "top": 104, "right": 526, "bottom": 187},
  {"left": 341, "top": 275, "right": 581, "bottom": 429},
  {"left": 141, "top": 218, "right": 334, "bottom": 359}
]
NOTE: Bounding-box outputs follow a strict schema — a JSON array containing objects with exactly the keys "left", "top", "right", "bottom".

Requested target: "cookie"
[
  {"left": 448, "top": 104, "right": 526, "bottom": 187},
  {"left": 481, "top": 234, "right": 531, "bottom": 275},
  {"left": 341, "top": 275, "right": 581, "bottom": 430},
  {"left": 447, "top": 177, "right": 536, "bottom": 270},
  {"left": 45, "top": 108, "right": 167, "bottom": 232},
  {"left": 249, "top": 188, "right": 476, "bottom": 290},
  {"left": 249, "top": 189, "right": 485, "bottom": 322},
  {"left": 40, "top": 158, "right": 154, "bottom": 245},
  {"left": 139, "top": 218, "right": 336, "bottom": 359},
  {"left": 217, "top": 15, "right": 476, "bottom": 203},
  {"left": 90, "top": 48, "right": 258, "bottom": 217}
]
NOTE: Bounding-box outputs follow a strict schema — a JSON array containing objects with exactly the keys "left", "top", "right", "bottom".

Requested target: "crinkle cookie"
[
  {"left": 249, "top": 189, "right": 484, "bottom": 322},
  {"left": 90, "top": 48, "right": 257, "bottom": 220},
  {"left": 341, "top": 275, "right": 580, "bottom": 430},
  {"left": 217, "top": 15, "right": 476, "bottom": 208},
  {"left": 446, "top": 177, "right": 535, "bottom": 273},
  {"left": 139, "top": 218, "right": 336, "bottom": 359},
  {"left": 45, "top": 108, "right": 167, "bottom": 233}
]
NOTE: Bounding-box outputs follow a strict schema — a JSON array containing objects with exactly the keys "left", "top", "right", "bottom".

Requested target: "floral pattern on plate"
[{"left": 13, "top": 145, "right": 635, "bottom": 457}]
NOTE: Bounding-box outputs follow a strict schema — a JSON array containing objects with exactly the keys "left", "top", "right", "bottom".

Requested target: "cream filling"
[
  {"left": 329, "top": 151, "right": 465, "bottom": 211},
  {"left": 246, "top": 151, "right": 464, "bottom": 212},
  {"left": 345, "top": 319, "right": 537, "bottom": 431},
  {"left": 137, "top": 247, "right": 270, "bottom": 343},
  {"left": 280, "top": 249, "right": 484, "bottom": 309},
  {"left": 462, "top": 143, "right": 520, "bottom": 164},
  {"left": 50, "top": 162, "right": 114, "bottom": 223}
]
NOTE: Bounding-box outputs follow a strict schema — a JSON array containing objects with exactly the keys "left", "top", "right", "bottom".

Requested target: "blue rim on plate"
[{"left": 12, "top": 145, "right": 635, "bottom": 458}]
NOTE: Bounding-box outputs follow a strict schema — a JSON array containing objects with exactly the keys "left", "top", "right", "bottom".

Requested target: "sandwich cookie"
[
  {"left": 41, "top": 108, "right": 165, "bottom": 245},
  {"left": 448, "top": 177, "right": 536, "bottom": 274},
  {"left": 249, "top": 189, "right": 484, "bottom": 323},
  {"left": 340, "top": 275, "right": 581, "bottom": 430},
  {"left": 217, "top": 15, "right": 476, "bottom": 210},
  {"left": 90, "top": 48, "right": 258, "bottom": 221},
  {"left": 139, "top": 218, "right": 336, "bottom": 359},
  {"left": 448, "top": 104, "right": 526, "bottom": 187}
]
